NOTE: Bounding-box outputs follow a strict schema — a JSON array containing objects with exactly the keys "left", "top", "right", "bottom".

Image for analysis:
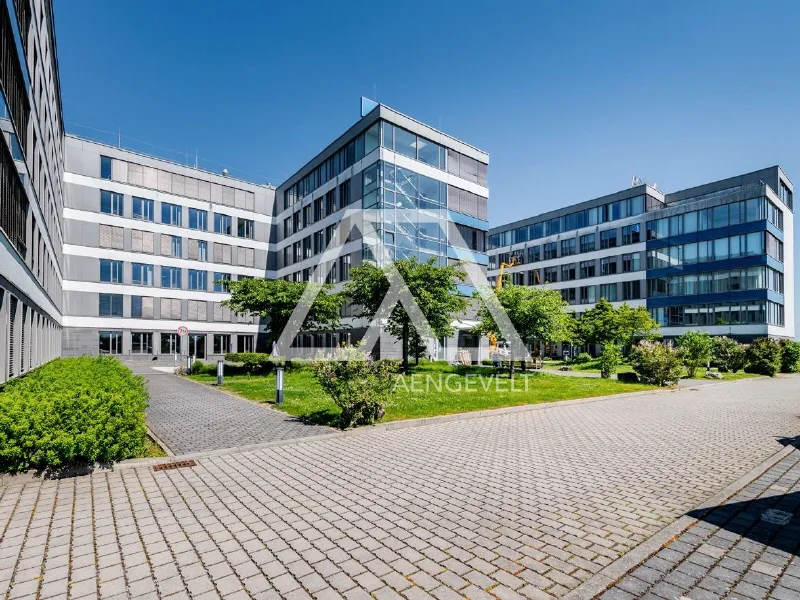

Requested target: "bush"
[
  {"left": 744, "top": 338, "right": 782, "bottom": 377},
  {"left": 312, "top": 346, "right": 399, "bottom": 429},
  {"left": 711, "top": 336, "right": 746, "bottom": 373},
  {"left": 573, "top": 352, "right": 592, "bottom": 364},
  {"left": 224, "top": 352, "right": 273, "bottom": 374},
  {"left": 0, "top": 356, "right": 148, "bottom": 474},
  {"left": 675, "top": 331, "right": 712, "bottom": 378},
  {"left": 189, "top": 359, "right": 204, "bottom": 375},
  {"left": 629, "top": 341, "right": 683, "bottom": 386},
  {"left": 779, "top": 340, "right": 800, "bottom": 373},
  {"left": 598, "top": 344, "right": 622, "bottom": 378},
  {"left": 616, "top": 372, "right": 640, "bottom": 383}
]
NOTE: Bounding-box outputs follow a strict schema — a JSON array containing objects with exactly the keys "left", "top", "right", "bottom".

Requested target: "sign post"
[{"left": 177, "top": 326, "right": 189, "bottom": 370}]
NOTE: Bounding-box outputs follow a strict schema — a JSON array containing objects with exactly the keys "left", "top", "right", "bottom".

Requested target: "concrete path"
[
  {"left": 142, "top": 371, "right": 331, "bottom": 455},
  {"left": 0, "top": 376, "right": 798, "bottom": 599}
]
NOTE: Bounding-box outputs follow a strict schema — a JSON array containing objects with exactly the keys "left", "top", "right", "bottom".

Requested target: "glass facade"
[{"left": 650, "top": 301, "right": 783, "bottom": 327}]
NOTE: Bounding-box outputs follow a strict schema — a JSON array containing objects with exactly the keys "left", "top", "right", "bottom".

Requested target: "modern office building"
[
  {"left": 0, "top": 0, "right": 64, "bottom": 384},
  {"left": 487, "top": 167, "right": 794, "bottom": 348}
]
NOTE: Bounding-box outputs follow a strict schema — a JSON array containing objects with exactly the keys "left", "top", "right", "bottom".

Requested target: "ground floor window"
[
  {"left": 161, "top": 333, "right": 179, "bottom": 354},
  {"left": 189, "top": 334, "right": 206, "bottom": 358},
  {"left": 99, "top": 331, "right": 123, "bottom": 354},
  {"left": 238, "top": 334, "right": 254, "bottom": 353},
  {"left": 213, "top": 334, "right": 231, "bottom": 355},
  {"left": 131, "top": 332, "right": 153, "bottom": 354}
]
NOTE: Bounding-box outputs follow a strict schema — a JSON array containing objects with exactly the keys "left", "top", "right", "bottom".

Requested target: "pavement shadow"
[{"left": 686, "top": 487, "right": 800, "bottom": 557}]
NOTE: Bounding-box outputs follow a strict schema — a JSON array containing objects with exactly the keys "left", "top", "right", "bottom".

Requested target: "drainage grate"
[{"left": 153, "top": 460, "right": 197, "bottom": 472}]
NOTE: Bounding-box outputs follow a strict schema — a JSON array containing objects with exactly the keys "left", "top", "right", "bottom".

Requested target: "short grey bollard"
[
  {"left": 217, "top": 360, "right": 224, "bottom": 386},
  {"left": 275, "top": 366, "right": 284, "bottom": 405}
]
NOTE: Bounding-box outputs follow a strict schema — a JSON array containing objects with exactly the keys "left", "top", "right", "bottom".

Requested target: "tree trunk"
[{"left": 402, "top": 319, "right": 409, "bottom": 374}]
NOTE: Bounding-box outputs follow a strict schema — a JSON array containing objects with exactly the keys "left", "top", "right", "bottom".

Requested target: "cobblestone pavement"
[
  {"left": 1, "top": 376, "right": 799, "bottom": 600},
  {"left": 599, "top": 444, "right": 800, "bottom": 600},
  {"left": 143, "top": 373, "right": 331, "bottom": 455}
]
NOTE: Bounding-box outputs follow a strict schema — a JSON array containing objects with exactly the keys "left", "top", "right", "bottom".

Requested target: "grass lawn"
[
  {"left": 189, "top": 362, "right": 655, "bottom": 427},
  {"left": 139, "top": 437, "right": 167, "bottom": 458}
]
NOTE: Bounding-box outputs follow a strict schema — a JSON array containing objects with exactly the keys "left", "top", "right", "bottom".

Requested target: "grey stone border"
[{"left": 561, "top": 442, "right": 798, "bottom": 600}]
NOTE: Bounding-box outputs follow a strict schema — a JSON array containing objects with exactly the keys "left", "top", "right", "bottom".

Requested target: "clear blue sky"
[{"left": 54, "top": 1, "right": 799, "bottom": 329}]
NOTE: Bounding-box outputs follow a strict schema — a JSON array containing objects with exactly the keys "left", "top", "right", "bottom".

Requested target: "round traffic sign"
[{"left": 177, "top": 326, "right": 189, "bottom": 337}]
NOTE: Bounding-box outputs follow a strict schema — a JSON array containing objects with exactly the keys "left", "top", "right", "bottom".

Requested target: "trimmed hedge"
[
  {"left": 224, "top": 352, "right": 272, "bottom": 373},
  {"left": 616, "top": 372, "right": 640, "bottom": 384},
  {"left": 0, "top": 356, "right": 148, "bottom": 474}
]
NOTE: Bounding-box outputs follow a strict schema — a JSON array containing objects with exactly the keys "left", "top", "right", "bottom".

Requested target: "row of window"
[
  {"left": 646, "top": 232, "right": 783, "bottom": 269},
  {"left": 99, "top": 294, "right": 238, "bottom": 319},
  {"left": 284, "top": 180, "right": 353, "bottom": 239},
  {"left": 99, "top": 331, "right": 255, "bottom": 357},
  {"left": 555, "top": 281, "right": 641, "bottom": 304},
  {"left": 488, "top": 195, "right": 648, "bottom": 249},
  {"left": 282, "top": 254, "right": 352, "bottom": 284},
  {"left": 499, "top": 253, "right": 642, "bottom": 287},
  {"left": 99, "top": 258, "right": 242, "bottom": 292},
  {"left": 99, "top": 156, "right": 257, "bottom": 211},
  {"left": 646, "top": 197, "right": 783, "bottom": 240},
  {"left": 649, "top": 300, "right": 784, "bottom": 328},
  {"left": 100, "top": 190, "right": 256, "bottom": 238},
  {"left": 647, "top": 266, "right": 784, "bottom": 298}
]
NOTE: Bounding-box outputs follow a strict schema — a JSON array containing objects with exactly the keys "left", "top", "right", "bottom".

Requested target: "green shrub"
[
  {"left": 711, "top": 336, "right": 746, "bottom": 373},
  {"left": 675, "top": 331, "right": 713, "bottom": 378},
  {"left": 744, "top": 338, "right": 782, "bottom": 376},
  {"left": 189, "top": 360, "right": 204, "bottom": 375},
  {"left": 0, "top": 356, "right": 148, "bottom": 474},
  {"left": 629, "top": 341, "right": 683, "bottom": 386},
  {"left": 312, "top": 345, "right": 399, "bottom": 429},
  {"left": 224, "top": 352, "right": 273, "bottom": 374},
  {"left": 616, "top": 372, "right": 640, "bottom": 384},
  {"left": 598, "top": 344, "right": 622, "bottom": 379},
  {"left": 779, "top": 340, "right": 800, "bottom": 373},
  {"left": 573, "top": 352, "right": 593, "bottom": 364}
]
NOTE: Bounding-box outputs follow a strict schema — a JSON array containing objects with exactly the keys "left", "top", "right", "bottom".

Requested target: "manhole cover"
[
  {"left": 153, "top": 459, "right": 197, "bottom": 472},
  {"left": 761, "top": 509, "right": 792, "bottom": 525}
]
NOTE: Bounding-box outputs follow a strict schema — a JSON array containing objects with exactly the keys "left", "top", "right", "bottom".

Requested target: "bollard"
[
  {"left": 275, "top": 366, "right": 284, "bottom": 404},
  {"left": 217, "top": 360, "right": 224, "bottom": 386}
]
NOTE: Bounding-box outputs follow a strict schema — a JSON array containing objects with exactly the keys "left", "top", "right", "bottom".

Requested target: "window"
[
  {"left": 579, "top": 234, "right": 595, "bottom": 253},
  {"left": 99, "top": 331, "right": 122, "bottom": 354},
  {"left": 132, "top": 263, "right": 154, "bottom": 286},
  {"left": 189, "top": 208, "right": 207, "bottom": 231},
  {"left": 580, "top": 286, "right": 596, "bottom": 304},
  {"left": 560, "top": 263, "right": 576, "bottom": 281},
  {"left": 543, "top": 242, "right": 557, "bottom": 260},
  {"left": 528, "top": 269, "right": 541, "bottom": 285},
  {"left": 133, "top": 197, "right": 154, "bottom": 221},
  {"left": 161, "top": 202, "right": 182, "bottom": 226},
  {"left": 561, "top": 238, "right": 576, "bottom": 257},
  {"left": 284, "top": 217, "right": 292, "bottom": 239},
  {"left": 214, "top": 242, "right": 232, "bottom": 264},
  {"left": 99, "top": 294, "right": 123, "bottom": 317},
  {"left": 543, "top": 267, "right": 558, "bottom": 283},
  {"left": 600, "top": 229, "right": 617, "bottom": 249},
  {"left": 187, "top": 300, "right": 207, "bottom": 321},
  {"left": 214, "top": 272, "right": 231, "bottom": 292},
  {"left": 560, "top": 288, "right": 576, "bottom": 304},
  {"left": 235, "top": 218, "right": 254, "bottom": 240},
  {"left": 161, "top": 333, "right": 179, "bottom": 354},
  {"left": 100, "top": 190, "right": 123, "bottom": 216},
  {"left": 580, "top": 260, "right": 595, "bottom": 279},
  {"left": 161, "top": 266, "right": 182, "bottom": 289},
  {"left": 528, "top": 246, "right": 541, "bottom": 263},
  {"left": 599, "top": 284, "right": 618, "bottom": 302},
  {"left": 161, "top": 234, "right": 182, "bottom": 258},
  {"left": 622, "top": 281, "right": 641, "bottom": 301},
  {"left": 622, "top": 253, "right": 640, "bottom": 273},
  {"left": 99, "top": 224, "right": 124, "bottom": 249},
  {"left": 131, "top": 332, "right": 153, "bottom": 354},
  {"left": 9, "top": 134, "right": 23, "bottom": 160},
  {"left": 214, "top": 213, "right": 232, "bottom": 235},
  {"left": 621, "top": 224, "right": 640, "bottom": 245},
  {"left": 600, "top": 257, "right": 617, "bottom": 276},
  {"left": 213, "top": 334, "right": 231, "bottom": 355},
  {"left": 325, "top": 189, "right": 336, "bottom": 215},
  {"left": 339, "top": 179, "right": 351, "bottom": 207},
  {"left": 131, "top": 296, "right": 154, "bottom": 319},
  {"left": 188, "top": 269, "right": 207, "bottom": 291},
  {"left": 160, "top": 298, "right": 182, "bottom": 320},
  {"left": 198, "top": 240, "right": 208, "bottom": 261},
  {"left": 100, "top": 156, "right": 112, "bottom": 180},
  {"left": 238, "top": 335, "right": 254, "bottom": 353},
  {"left": 100, "top": 259, "right": 122, "bottom": 283}
]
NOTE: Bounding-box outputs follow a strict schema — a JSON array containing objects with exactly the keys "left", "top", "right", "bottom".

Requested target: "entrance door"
[{"left": 189, "top": 334, "right": 206, "bottom": 359}]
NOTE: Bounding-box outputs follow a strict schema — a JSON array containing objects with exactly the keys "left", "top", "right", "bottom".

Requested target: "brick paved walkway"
[
  {"left": 1, "top": 376, "right": 799, "bottom": 600},
  {"left": 143, "top": 373, "right": 331, "bottom": 455},
  {"left": 599, "top": 443, "right": 800, "bottom": 600}
]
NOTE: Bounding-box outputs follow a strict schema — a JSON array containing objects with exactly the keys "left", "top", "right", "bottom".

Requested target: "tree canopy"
[
  {"left": 223, "top": 278, "right": 344, "bottom": 350},
  {"left": 344, "top": 257, "right": 468, "bottom": 372},
  {"left": 576, "top": 299, "right": 659, "bottom": 349}
]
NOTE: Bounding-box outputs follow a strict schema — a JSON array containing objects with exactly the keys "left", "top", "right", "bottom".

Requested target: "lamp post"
[
  {"left": 275, "top": 365, "right": 284, "bottom": 404},
  {"left": 217, "top": 360, "right": 224, "bottom": 386}
]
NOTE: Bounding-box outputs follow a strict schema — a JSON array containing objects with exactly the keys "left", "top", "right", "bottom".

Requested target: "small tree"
[
  {"left": 224, "top": 278, "right": 344, "bottom": 350},
  {"left": 312, "top": 345, "right": 399, "bottom": 429},
  {"left": 711, "top": 337, "right": 746, "bottom": 373},
  {"left": 629, "top": 341, "right": 683, "bottom": 386},
  {"left": 598, "top": 343, "right": 622, "bottom": 378},
  {"left": 616, "top": 304, "right": 660, "bottom": 351},
  {"left": 473, "top": 284, "right": 573, "bottom": 379},
  {"left": 675, "top": 331, "right": 713, "bottom": 378},
  {"left": 780, "top": 340, "right": 800, "bottom": 374},
  {"left": 576, "top": 299, "right": 620, "bottom": 348},
  {"left": 344, "top": 257, "right": 467, "bottom": 374},
  {"left": 744, "top": 338, "right": 782, "bottom": 377}
]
